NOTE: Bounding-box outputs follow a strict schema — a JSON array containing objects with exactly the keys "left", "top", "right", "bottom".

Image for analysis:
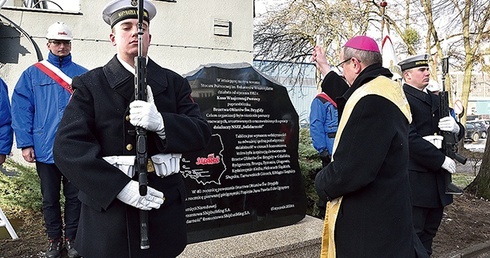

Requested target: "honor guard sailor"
[
  {"left": 399, "top": 53, "right": 465, "bottom": 256},
  {"left": 53, "top": 0, "right": 212, "bottom": 257}
]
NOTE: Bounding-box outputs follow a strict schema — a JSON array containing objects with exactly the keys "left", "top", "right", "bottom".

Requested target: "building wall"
[
  {"left": 0, "top": 0, "right": 253, "bottom": 162},
  {"left": 254, "top": 61, "right": 319, "bottom": 126},
  {"left": 450, "top": 72, "right": 490, "bottom": 118},
  {"left": 0, "top": 0, "right": 253, "bottom": 88}
]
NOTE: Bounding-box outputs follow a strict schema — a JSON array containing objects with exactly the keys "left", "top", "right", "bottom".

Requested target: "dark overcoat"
[
  {"left": 316, "top": 65, "right": 421, "bottom": 257},
  {"left": 403, "top": 84, "right": 464, "bottom": 208},
  {"left": 53, "top": 56, "right": 212, "bottom": 258}
]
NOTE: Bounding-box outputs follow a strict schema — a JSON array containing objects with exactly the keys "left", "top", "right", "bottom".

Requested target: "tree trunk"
[{"left": 466, "top": 134, "right": 490, "bottom": 199}]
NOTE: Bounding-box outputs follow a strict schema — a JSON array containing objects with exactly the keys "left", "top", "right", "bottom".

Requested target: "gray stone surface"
[
  {"left": 178, "top": 215, "right": 323, "bottom": 258},
  {"left": 448, "top": 240, "right": 490, "bottom": 258}
]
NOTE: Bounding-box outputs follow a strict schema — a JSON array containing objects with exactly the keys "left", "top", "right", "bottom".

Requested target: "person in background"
[
  {"left": 53, "top": 0, "right": 212, "bottom": 257},
  {"left": 313, "top": 36, "right": 427, "bottom": 257},
  {"left": 309, "top": 85, "right": 338, "bottom": 168},
  {"left": 11, "top": 21, "right": 87, "bottom": 258},
  {"left": 0, "top": 78, "right": 12, "bottom": 166},
  {"left": 399, "top": 54, "right": 465, "bottom": 256},
  {"left": 309, "top": 50, "right": 349, "bottom": 219},
  {"left": 309, "top": 87, "right": 337, "bottom": 220}
]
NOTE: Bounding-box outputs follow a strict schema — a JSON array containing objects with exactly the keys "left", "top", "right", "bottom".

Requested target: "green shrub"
[
  {"left": 0, "top": 159, "right": 42, "bottom": 213},
  {"left": 298, "top": 128, "right": 323, "bottom": 218},
  {"left": 453, "top": 174, "right": 476, "bottom": 189},
  {"left": 403, "top": 27, "right": 421, "bottom": 48}
]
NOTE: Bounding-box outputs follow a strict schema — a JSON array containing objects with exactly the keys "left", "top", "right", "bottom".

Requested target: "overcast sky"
[{"left": 255, "top": 0, "right": 287, "bottom": 16}]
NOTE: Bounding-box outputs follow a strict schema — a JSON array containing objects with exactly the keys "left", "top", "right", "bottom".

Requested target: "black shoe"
[
  {"left": 445, "top": 183, "right": 463, "bottom": 195},
  {"left": 45, "top": 238, "right": 62, "bottom": 258},
  {"left": 65, "top": 238, "right": 80, "bottom": 258}
]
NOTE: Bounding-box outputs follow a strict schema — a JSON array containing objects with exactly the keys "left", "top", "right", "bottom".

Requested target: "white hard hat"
[{"left": 46, "top": 22, "right": 73, "bottom": 41}]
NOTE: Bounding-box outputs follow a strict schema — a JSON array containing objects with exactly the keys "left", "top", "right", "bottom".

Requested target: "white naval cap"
[
  {"left": 398, "top": 54, "right": 430, "bottom": 71},
  {"left": 102, "top": 0, "right": 157, "bottom": 28}
]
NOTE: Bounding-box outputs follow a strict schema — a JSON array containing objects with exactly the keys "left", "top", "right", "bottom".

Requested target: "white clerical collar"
[{"left": 117, "top": 55, "right": 149, "bottom": 75}]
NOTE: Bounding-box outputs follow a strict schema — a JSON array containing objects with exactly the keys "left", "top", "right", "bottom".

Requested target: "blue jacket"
[
  {"left": 309, "top": 92, "right": 338, "bottom": 154},
  {"left": 11, "top": 52, "right": 88, "bottom": 163},
  {"left": 0, "top": 78, "right": 13, "bottom": 155}
]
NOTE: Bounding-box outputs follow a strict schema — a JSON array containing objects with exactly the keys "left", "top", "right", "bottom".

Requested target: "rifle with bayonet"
[
  {"left": 439, "top": 56, "right": 466, "bottom": 194},
  {"left": 134, "top": 0, "right": 150, "bottom": 250}
]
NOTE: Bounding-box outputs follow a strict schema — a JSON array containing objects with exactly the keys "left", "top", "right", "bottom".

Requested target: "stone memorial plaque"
[{"left": 183, "top": 63, "right": 307, "bottom": 243}]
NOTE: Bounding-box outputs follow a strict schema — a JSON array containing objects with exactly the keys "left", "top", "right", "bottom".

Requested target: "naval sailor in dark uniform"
[
  {"left": 399, "top": 53, "right": 465, "bottom": 256},
  {"left": 53, "top": 0, "right": 212, "bottom": 257}
]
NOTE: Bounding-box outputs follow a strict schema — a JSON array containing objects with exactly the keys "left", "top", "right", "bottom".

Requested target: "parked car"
[
  {"left": 468, "top": 121, "right": 487, "bottom": 139},
  {"left": 465, "top": 123, "right": 481, "bottom": 142}
]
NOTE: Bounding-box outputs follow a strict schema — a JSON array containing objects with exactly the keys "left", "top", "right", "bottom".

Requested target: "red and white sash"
[{"left": 34, "top": 60, "right": 73, "bottom": 94}]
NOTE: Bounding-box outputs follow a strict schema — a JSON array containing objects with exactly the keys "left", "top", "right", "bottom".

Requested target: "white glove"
[
  {"left": 103, "top": 156, "right": 136, "bottom": 178},
  {"left": 422, "top": 135, "right": 443, "bottom": 149},
  {"left": 151, "top": 153, "right": 182, "bottom": 177},
  {"left": 438, "top": 116, "right": 460, "bottom": 134},
  {"left": 116, "top": 180, "right": 164, "bottom": 210},
  {"left": 441, "top": 156, "right": 456, "bottom": 174},
  {"left": 129, "top": 100, "right": 165, "bottom": 136}
]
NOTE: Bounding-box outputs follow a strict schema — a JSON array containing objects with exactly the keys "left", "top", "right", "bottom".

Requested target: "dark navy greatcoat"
[
  {"left": 316, "top": 65, "right": 423, "bottom": 257},
  {"left": 403, "top": 84, "right": 464, "bottom": 208},
  {"left": 53, "top": 56, "right": 212, "bottom": 258}
]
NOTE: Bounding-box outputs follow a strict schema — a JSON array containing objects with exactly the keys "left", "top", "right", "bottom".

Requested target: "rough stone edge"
[{"left": 178, "top": 215, "right": 323, "bottom": 258}]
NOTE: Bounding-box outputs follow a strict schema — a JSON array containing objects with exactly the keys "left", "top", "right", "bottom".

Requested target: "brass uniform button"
[
  {"left": 126, "top": 144, "right": 133, "bottom": 151},
  {"left": 147, "top": 159, "right": 155, "bottom": 173},
  {"left": 126, "top": 115, "right": 130, "bottom": 121}
]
